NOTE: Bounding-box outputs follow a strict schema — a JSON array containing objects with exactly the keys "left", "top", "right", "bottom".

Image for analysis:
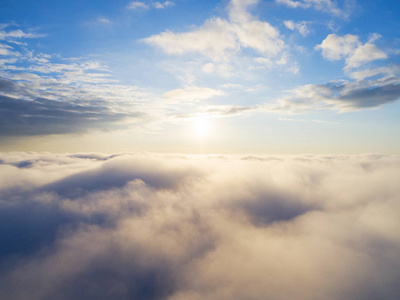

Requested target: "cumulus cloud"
[
  {"left": 142, "top": 0, "right": 285, "bottom": 62},
  {"left": 316, "top": 34, "right": 388, "bottom": 69},
  {"left": 0, "top": 152, "right": 399, "bottom": 300}
]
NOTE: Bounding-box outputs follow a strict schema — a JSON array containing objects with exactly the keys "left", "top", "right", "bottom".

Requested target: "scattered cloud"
[
  {"left": 316, "top": 34, "right": 388, "bottom": 70},
  {"left": 0, "top": 29, "right": 45, "bottom": 40},
  {"left": 96, "top": 17, "right": 112, "bottom": 25},
  {"left": 163, "top": 86, "right": 225, "bottom": 103},
  {"left": 284, "top": 20, "right": 310, "bottom": 37},
  {"left": 0, "top": 93, "right": 143, "bottom": 136},
  {"left": 127, "top": 1, "right": 175, "bottom": 10},
  {"left": 350, "top": 65, "right": 400, "bottom": 80},
  {"left": 346, "top": 43, "right": 387, "bottom": 69},
  {"left": 153, "top": 1, "right": 175, "bottom": 9},
  {"left": 316, "top": 34, "right": 361, "bottom": 60},
  {"left": 269, "top": 76, "right": 400, "bottom": 113},
  {"left": 206, "top": 104, "right": 257, "bottom": 116},
  {"left": 142, "top": 0, "right": 285, "bottom": 62},
  {"left": 276, "top": 0, "right": 350, "bottom": 17},
  {"left": 0, "top": 39, "right": 157, "bottom": 136},
  {"left": 126, "top": 1, "right": 149, "bottom": 10},
  {"left": 0, "top": 152, "right": 400, "bottom": 299}
]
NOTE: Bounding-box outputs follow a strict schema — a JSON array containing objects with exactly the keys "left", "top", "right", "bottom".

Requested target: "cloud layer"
[{"left": 0, "top": 152, "right": 399, "bottom": 300}]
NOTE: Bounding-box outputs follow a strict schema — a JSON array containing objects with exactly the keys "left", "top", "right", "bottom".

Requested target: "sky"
[
  {"left": 0, "top": 0, "right": 399, "bottom": 154},
  {"left": 1, "top": 2, "right": 400, "bottom": 299}
]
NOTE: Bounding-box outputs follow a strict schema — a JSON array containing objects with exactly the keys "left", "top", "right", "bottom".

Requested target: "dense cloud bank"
[{"left": 0, "top": 152, "right": 399, "bottom": 300}]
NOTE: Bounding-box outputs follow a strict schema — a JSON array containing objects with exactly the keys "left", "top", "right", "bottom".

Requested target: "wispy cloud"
[
  {"left": 126, "top": 1, "right": 149, "bottom": 10},
  {"left": 269, "top": 76, "right": 400, "bottom": 113},
  {"left": 284, "top": 20, "right": 310, "bottom": 37},
  {"left": 0, "top": 29, "right": 45, "bottom": 40},
  {"left": 276, "top": 0, "right": 351, "bottom": 18},
  {"left": 127, "top": 1, "right": 175, "bottom": 10},
  {"left": 163, "top": 86, "right": 225, "bottom": 103},
  {"left": 152, "top": 1, "right": 175, "bottom": 9}
]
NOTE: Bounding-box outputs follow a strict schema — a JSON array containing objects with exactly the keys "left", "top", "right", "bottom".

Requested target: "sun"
[{"left": 194, "top": 115, "right": 210, "bottom": 137}]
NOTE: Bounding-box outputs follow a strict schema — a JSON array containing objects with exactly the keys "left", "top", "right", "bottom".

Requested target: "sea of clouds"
[{"left": 0, "top": 152, "right": 399, "bottom": 300}]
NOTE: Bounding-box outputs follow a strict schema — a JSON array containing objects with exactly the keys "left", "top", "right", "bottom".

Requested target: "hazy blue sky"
[{"left": 1, "top": 0, "right": 399, "bottom": 153}]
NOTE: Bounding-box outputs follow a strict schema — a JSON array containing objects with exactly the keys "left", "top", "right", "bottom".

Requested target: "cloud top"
[{"left": 0, "top": 152, "right": 400, "bottom": 300}]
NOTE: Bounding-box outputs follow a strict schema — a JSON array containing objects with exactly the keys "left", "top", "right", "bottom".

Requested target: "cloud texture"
[{"left": 0, "top": 152, "right": 399, "bottom": 299}]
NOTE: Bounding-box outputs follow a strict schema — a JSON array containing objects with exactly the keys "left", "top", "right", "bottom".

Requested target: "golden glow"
[{"left": 194, "top": 115, "right": 210, "bottom": 137}]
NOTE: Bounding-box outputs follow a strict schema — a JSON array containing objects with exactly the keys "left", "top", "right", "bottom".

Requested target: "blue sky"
[{"left": 0, "top": 0, "right": 399, "bottom": 153}]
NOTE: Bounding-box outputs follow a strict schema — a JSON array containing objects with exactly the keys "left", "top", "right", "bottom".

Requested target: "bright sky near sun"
[{"left": 0, "top": 0, "right": 399, "bottom": 153}]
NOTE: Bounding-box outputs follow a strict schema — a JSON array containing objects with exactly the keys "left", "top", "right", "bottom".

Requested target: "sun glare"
[{"left": 194, "top": 115, "right": 210, "bottom": 137}]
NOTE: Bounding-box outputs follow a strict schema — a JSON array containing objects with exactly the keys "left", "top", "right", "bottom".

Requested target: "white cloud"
[
  {"left": 316, "top": 34, "right": 387, "bottom": 69},
  {"left": 0, "top": 43, "right": 20, "bottom": 56},
  {"left": 269, "top": 76, "right": 400, "bottom": 113},
  {"left": 316, "top": 34, "right": 361, "bottom": 60},
  {"left": 142, "top": 0, "right": 285, "bottom": 62},
  {"left": 220, "top": 83, "right": 243, "bottom": 89},
  {"left": 350, "top": 65, "right": 400, "bottom": 80},
  {"left": 143, "top": 18, "right": 238, "bottom": 61},
  {"left": 0, "top": 29, "right": 45, "bottom": 40},
  {"left": 284, "top": 20, "right": 310, "bottom": 37},
  {"left": 202, "top": 63, "right": 216, "bottom": 74},
  {"left": 276, "top": 0, "right": 347, "bottom": 17},
  {"left": 127, "top": 1, "right": 175, "bottom": 11},
  {"left": 126, "top": 1, "right": 149, "bottom": 10},
  {"left": 0, "top": 153, "right": 400, "bottom": 300},
  {"left": 163, "top": 86, "right": 225, "bottom": 102},
  {"left": 254, "top": 56, "right": 273, "bottom": 67},
  {"left": 98, "top": 17, "right": 112, "bottom": 24},
  {"left": 345, "top": 43, "right": 387, "bottom": 69},
  {"left": 152, "top": 1, "right": 175, "bottom": 9}
]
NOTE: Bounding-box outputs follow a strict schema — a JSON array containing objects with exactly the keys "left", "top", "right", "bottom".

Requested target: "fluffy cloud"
[
  {"left": 346, "top": 43, "right": 388, "bottom": 69},
  {"left": 316, "top": 34, "right": 387, "bottom": 69},
  {"left": 142, "top": 0, "right": 285, "bottom": 62},
  {"left": 0, "top": 152, "right": 399, "bottom": 300}
]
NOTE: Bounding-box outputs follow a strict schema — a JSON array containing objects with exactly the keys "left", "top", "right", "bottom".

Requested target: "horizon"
[{"left": 1, "top": 1, "right": 400, "bottom": 299}]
